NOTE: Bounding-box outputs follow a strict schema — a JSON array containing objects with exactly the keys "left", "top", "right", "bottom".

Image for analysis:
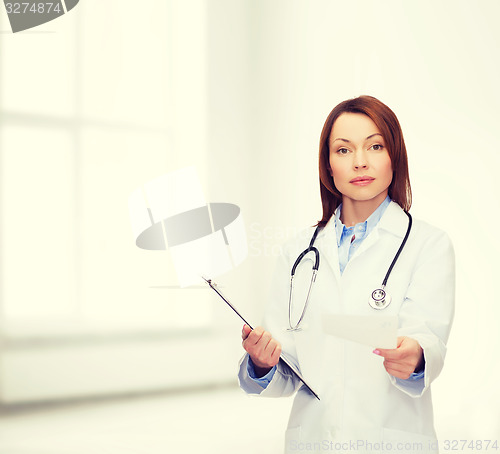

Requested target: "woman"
[{"left": 238, "top": 95, "right": 455, "bottom": 453}]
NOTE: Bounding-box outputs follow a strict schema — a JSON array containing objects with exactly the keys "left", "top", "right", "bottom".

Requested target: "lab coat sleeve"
[
  {"left": 238, "top": 353, "right": 302, "bottom": 397},
  {"left": 237, "top": 239, "right": 303, "bottom": 398},
  {"left": 390, "top": 227, "right": 455, "bottom": 398}
]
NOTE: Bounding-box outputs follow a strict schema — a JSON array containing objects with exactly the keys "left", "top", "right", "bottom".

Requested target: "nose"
[{"left": 353, "top": 150, "right": 368, "bottom": 170}]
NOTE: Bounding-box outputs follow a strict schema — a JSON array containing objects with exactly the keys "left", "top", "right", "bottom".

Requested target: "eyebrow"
[{"left": 331, "top": 133, "right": 384, "bottom": 144}]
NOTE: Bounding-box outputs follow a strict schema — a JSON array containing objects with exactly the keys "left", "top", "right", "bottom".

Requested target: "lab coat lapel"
[
  {"left": 349, "top": 228, "right": 380, "bottom": 262},
  {"left": 290, "top": 217, "right": 339, "bottom": 391},
  {"left": 314, "top": 218, "right": 341, "bottom": 283},
  {"left": 378, "top": 201, "right": 410, "bottom": 238},
  {"left": 347, "top": 202, "right": 408, "bottom": 262}
]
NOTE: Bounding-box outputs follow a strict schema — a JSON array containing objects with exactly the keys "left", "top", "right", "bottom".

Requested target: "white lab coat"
[{"left": 238, "top": 201, "right": 455, "bottom": 453}]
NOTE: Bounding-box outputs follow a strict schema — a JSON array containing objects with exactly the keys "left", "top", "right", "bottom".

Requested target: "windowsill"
[
  {"left": 0, "top": 319, "right": 242, "bottom": 404},
  {"left": 1, "top": 319, "right": 232, "bottom": 349}
]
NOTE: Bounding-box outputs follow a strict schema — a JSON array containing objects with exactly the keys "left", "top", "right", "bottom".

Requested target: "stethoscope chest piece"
[{"left": 368, "top": 288, "right": 392, "bottom": 310}]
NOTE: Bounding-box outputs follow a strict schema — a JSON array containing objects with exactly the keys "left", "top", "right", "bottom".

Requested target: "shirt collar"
[{"left": 334, "top": 195, "right": 392, "bottom": 246}]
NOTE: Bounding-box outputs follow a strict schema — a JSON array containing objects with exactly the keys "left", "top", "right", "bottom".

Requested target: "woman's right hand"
[{"left": 241, "top": 324, "right": 282, "bottom": 377}]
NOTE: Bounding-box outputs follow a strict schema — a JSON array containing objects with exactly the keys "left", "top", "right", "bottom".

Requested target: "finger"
[
  {"left": 263, "top": 339, "right": 280, "bottom": 366},
  {"left": 244, "top": 330, "right": 271, "bottom": 357},
  {"left": 264, "top": 338, "right": 278, "bottom": 355},
  {"left": 246, "top": 326, "right": 265, "bottom": 346},
  {"left": 383, "top": 359, "right": 415, "bottom": 378},
  {"left": 374, "top": 337, "right": 413, "bottom": 360},
  {"left": 386, "top": 357, "right": 421, "bottom": 375},
  {"left": 270, "top": 342, "right": 282, "bottom": 365},
  {"left": 383, "top": 360, "right": 409, "bottom": 375},
  {"left": 241, "top": 324, "right": 253, "bottom": 340},
  {"left": 247, "top": 338, "right": 280, "bottom": 369},
  {"left": 384, "top": 365, "right": 412, "bottom": 380},
  {"left": 257, "top": 331, "right": 273, "bottom": 355},
  {"left": 373, "top": 347, "right": 403, "bottom": 361}
]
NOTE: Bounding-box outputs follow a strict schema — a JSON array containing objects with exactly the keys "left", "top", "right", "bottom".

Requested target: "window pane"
[
  {"left": 0, "top": 125, "right": 77, "bottom": 320},
  {"left": 79, "top": 127, "right": 212, "bottom": 329},
  {"left": 80, "top": 0, "right": 170, "bottom": 129},
  {"left": 0, "top": 13, "right": 77, "bottom": 117}
]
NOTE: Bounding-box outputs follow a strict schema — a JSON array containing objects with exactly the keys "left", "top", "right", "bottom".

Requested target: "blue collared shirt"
[
  {"left": 247, "top": 196, "right": 424, "bottom": 386},
  {"left": 334, "top": 195, "right": 391, "bottom": 274}
]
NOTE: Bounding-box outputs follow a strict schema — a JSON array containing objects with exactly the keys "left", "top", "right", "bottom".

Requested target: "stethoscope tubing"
[
  {"left": 381, "top": 212, "right": 412, "bottom": 287},
  {"left": 288, "top": 211, "right": 412, "bottom": 329}
]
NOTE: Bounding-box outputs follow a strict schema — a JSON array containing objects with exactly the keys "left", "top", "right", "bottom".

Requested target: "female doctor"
[{"left": 238, "top": 95, "right": 455, "bottom": 453}]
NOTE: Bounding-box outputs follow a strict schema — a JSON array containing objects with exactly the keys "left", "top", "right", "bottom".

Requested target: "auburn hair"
[{"left": 317, "top": 95, "right": 411, "bottom": 227}]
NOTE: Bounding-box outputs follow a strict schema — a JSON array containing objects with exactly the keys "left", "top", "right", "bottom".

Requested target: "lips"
[
  {"left": 350, "top": 176, "right": 375, "bottom": 187},
  {"left": 350, "top": 176, "right": 375, "bottom": 183}
]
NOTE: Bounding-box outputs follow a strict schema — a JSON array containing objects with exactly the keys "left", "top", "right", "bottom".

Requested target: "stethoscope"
[{"left": 288, "top": 211, "right": 412, "bottom": 331}]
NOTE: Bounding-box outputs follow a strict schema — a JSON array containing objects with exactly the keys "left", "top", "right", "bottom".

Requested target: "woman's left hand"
[{"left": 373, "top": 336, "right": 424, "bottom": 379}]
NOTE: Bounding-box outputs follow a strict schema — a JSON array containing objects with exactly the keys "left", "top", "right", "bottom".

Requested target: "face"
[{"left": 328, "top": 112, "right": 393, "bottom": 206}]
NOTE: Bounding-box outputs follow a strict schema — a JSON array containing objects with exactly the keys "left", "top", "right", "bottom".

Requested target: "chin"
[{"left": 343, "top": 190, "right": 388, "bottom": 203}]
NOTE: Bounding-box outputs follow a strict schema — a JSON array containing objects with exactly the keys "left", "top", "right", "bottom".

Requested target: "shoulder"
[
  {"left": 409, "top": 216, "right": 453, "bottom": 249},
  {"left": 405, "top": 215, "right": 455, "bottom": 272},
  {"left": 382, "top": 202, "right": 453, "bottom": 246}
]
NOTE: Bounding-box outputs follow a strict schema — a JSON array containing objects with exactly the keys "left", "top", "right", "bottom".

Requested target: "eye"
[
  {"left": 336, "top": 147, "right": 350, "bottom": 155},
  {"left": 371, "top": 144, "right": 384, "bottom": 151}
]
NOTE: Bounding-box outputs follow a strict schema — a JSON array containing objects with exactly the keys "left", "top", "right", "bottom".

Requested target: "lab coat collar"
[
  {"left": 333, "top": 195, "right": 391, "bottom": 247},
  {"left": 312, "top": 215, "right": 341, "bottom": 281},
  {"left": 312, "top": 201, "right": 409, "bottom": 279},
  {"left": 377, "top": 201, "right": 410, "bottom": 238},
  {"left": 316, "top": 201, "right": 408, "bottom": 241}
]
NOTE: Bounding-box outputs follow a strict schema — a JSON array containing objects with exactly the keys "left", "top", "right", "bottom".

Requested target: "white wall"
[{"left": 206, "top": 0, "right": 500, "bottom": 441}]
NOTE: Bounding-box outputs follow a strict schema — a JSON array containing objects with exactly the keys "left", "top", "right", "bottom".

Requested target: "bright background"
[{"left": 0, "top": 0, "right": 498, "bottom": 452}]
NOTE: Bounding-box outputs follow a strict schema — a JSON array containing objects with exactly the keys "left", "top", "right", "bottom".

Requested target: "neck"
[{"left": 340, "top": 193, "right": 388, "bottom": 227}]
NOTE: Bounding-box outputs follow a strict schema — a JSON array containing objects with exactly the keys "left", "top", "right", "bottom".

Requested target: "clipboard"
[{"left": 201, "top": 276, "right": 320, "bottom": 400}]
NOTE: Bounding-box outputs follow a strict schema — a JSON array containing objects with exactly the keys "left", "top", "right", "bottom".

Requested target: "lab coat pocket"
[
  {"left": 382, "top": 427, "right": 438, "bottom": 453},
  {"left": 284, "top": 426, "right": 302, "bottom": 452}
]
